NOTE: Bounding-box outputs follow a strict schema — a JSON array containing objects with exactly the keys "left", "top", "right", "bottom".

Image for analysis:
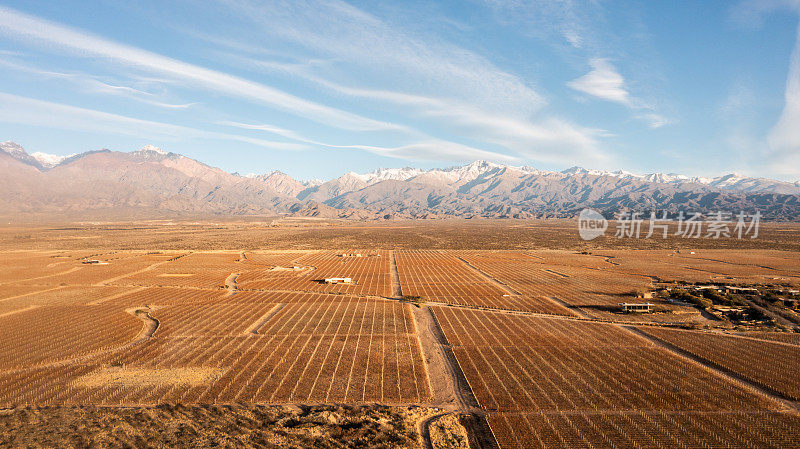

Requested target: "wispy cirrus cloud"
[
  {"left": 0, "top": 57, "right": 196, "bottom": 109},
  {"left": 0, "top": 92, "right": 308, "bottom": 151},
  {"left": 221, "top": 121, "right": 518, "bottom": 162},
  {"left": 211, "top": 0, "right": 545, "bottom": 117},
  {"left": 766, "top": 18, "right": 800, "bottom": 173},
  {"left": 479, "top": 0, "right": 601, "bottom": 49},
  {"left": 732, "top": 0, "right": 800, "bottom": 175},
  {"left": 263, "top": 60, "right": 601, "bottom": 162},
  {"left": 0, "top": 6, "right": 403, "bottom": 133},
  {"left": 206, "top": 2, "right": 604, "bottom": 165}
]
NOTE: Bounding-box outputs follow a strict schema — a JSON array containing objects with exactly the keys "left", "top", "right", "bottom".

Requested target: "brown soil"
[
  {"left": 0, "top": 404, "right": 438, "bottom": 448},
  {"left": 75, "top": 366, "right": 225, "bottom": 388}
]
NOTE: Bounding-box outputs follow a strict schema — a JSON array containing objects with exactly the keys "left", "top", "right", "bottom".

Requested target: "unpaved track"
[
  {"left": 411, "top": 305, "right": 498, "bottom": 448},
  {"left": 411, "top": 305, "right": 475, "bottom": 411},
  {"left": 390, "top": 250, "right": 403, "bottom": 298},
  {"left": 419, "top": 411, "right": 449, "bottom": 449}
]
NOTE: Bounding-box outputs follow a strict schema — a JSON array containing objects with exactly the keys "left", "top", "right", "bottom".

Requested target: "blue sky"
[{"left": 0, "top": 0, "right": 799, "bottom": 181}]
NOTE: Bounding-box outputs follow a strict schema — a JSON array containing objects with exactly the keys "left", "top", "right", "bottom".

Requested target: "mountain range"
[{"left": 3, "top": 141, "right": 800, "bottom": 220}]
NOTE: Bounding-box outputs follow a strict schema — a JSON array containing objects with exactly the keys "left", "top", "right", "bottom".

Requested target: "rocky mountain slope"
[{"left": 3, "top": 141, "right": 800, "bottom": 220}]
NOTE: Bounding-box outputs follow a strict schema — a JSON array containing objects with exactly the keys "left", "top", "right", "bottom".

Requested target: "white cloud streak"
[
  {"left": 222, "top": 121, "right": 518, "bottom": 162},
  {"left": 0, "top": 92, "right": 308, "bottom": 151},
  {"left": 568, "top": 58, "right": 631, "bottom": 105},
  {"left": 231, "top": 55, "right": 603, "bottom": 164},
  {"left": 767, "top": 20, "right": 800, "bottom": 174},
  {"left": 0, "top": 57, "right": 196, "bottom": 109},
  {"left": 568, "top": 58, "right": 670, "bottom": 128},
  {"left": 213, "top": 0, "right": 544, "bottom": 116},
  {"left": 0, "top": 6, "right": 403, "bottom": 132}
]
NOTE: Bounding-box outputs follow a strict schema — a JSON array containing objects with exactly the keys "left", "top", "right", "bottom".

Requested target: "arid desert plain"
[{"left": 1, "top": 219, "right": 800, "bottom": 448}]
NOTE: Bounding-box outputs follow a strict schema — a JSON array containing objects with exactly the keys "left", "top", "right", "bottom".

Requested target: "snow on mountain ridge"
[
  {"left": 30, "top": 151, "right": 76, "bottom": 169},
  {"left": 360, "top": 166, "right": 426, "bottom": 183},
  {"left": 3, "top": 141, "right": 799, "bottom": 195},
  {"left": 1, "top": 141, "right": 27, "bottom": 157},
  {"left": 2, "top": 141, "right": 74, "bottom": 170},
  {"left": 137, "top": 144, "right": 167, "bottom": 155},
  {"left": 562, "top": 166, "right": 746, "bottom": 187}
]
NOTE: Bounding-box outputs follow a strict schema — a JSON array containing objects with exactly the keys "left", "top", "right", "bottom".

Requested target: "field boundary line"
[
  {"left": 547, "top": 296, "right": 594, "bottom": 319},
  {"left": 1, "top": 266, "right": 82, "bottom": 286},
  {"left": 340, "top": 299, "right": 371, "bottom": 402},
  {"left": 704, "top": 330, "right": 800, "bottom": 348},
  {"left": 0, "top": 285, "right": 63, "bottom": 303},
  {"left": 87, "top": 286, "right": 147, "bottom": 305},
  {"left": 455, "top": 256, "right": 520, "bottom": 296},
  {"left": 418, "top": 300, "right": 699, "bottom": 328},
  {"left": 93, "top": 255, "right": 188, "bottom": 286},
  {"left": 543, "top": 268, "right": 570, "bottom": 278},
  {"left": 331, "top": 298, "right": 362, "bottom": 403},
  {"left": 405, "top": 303, "right": 427, "bottom": 402},
  {"left": 234, "top": 287, "right": 396, "bottom": 302},
  {"left": 624, "top": 325, "right": 800, "bottom": 414},
  {"left": 0, "top": 304, "right": 40, "bottom": 318},
  {"left": 244, "top": 303, "right": 286, "bottom": 335}
]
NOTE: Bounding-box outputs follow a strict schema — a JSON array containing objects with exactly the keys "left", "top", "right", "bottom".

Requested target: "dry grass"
[{"left": 0, "top": 404, "right": 437, "bottom": 449}]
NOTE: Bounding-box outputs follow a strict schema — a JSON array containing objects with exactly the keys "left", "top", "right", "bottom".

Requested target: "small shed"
[
  {"left": 619, "top": 303, "right": 653, "bottom": 313},
  {"left": 324, "top": 277, "right": 352, "bottom": 284}
]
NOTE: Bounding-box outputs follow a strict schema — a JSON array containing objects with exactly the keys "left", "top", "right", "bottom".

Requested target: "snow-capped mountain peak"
[
  {"left": 137, "top": 144, "right": 167, "bottom": 155},
  {"left": 1, "top": 141, "right": 27, "bottom": 158},
  {"left": 561, "top": 166, "right": 613, "bottom": 177},
  {"left": 1, "top": 141, "right": 75, "bottom": 170},
  {"left": 30, "top": 151, "right": 76, "bottom": 169},
  {"left": 360, "top": 166, "right": 426, "bottom": 183}
]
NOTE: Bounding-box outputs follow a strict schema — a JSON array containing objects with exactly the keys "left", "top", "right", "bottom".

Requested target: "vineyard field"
[
  {"left": 640, "top": 327, "right": 800, "bottom": 401},
  {"left": 1, "top": 241, "right": 798, "bottom": 448},
  {"left": 488, "top": 411, "right": 800, "bottom": 449},
  {"left": 432, "top": 307, "right": 774, "bottom": 413}
]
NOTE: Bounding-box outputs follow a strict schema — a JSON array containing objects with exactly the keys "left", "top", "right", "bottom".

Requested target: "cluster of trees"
[{"left": 669, "top": 287, "right": 769, "bottom": 323}]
